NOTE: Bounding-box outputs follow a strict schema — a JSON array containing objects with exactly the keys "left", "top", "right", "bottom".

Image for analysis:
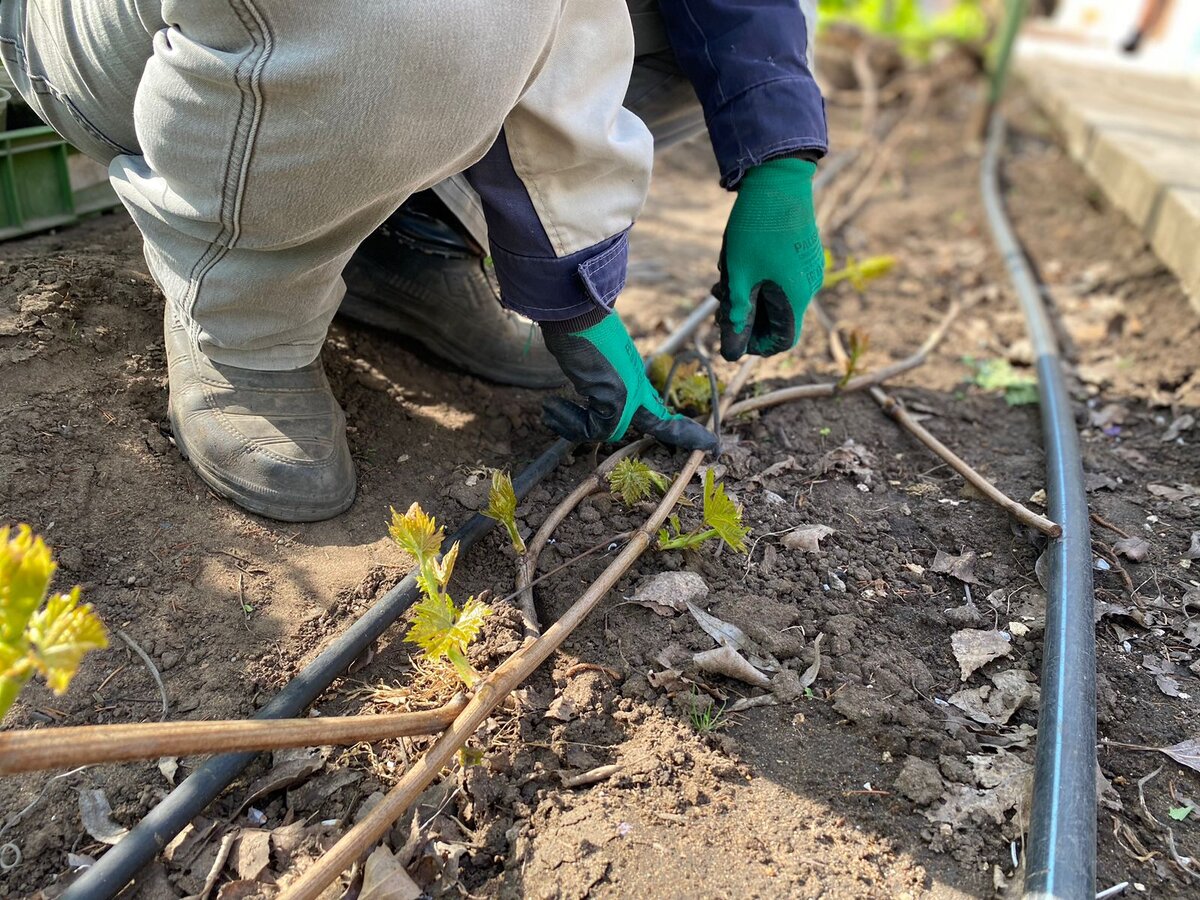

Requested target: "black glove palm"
[{"left": 541, "top": 310, "right": 717, "bottom": 453}]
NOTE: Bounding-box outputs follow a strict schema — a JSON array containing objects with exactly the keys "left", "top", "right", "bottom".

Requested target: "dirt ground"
[{"left": 2, "top": 72, "right": 1199, "bottom": 900}]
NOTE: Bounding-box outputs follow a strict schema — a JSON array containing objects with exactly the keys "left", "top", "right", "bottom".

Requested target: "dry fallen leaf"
[
  {"left": 647, "top": 668, "right": 687, "bottom": 693},
  {"left": 949, "top": 669, "right": 1037, "bottom": 725},
  {"left": 361, "top": 844, "right": 422, "bottom": 900},
  {"left": 693, "top": 645, "right": 771, "bottom": 688},
  {"left": 932, "top": 549, "right": 980, "bottom": 584},
  {"left": 1161, "top": 413, "right": 1195, "bottom": 443},
  {"left": 751, "top": 456, "right": 799, "bottom": 484},
  {"left": 817, "top": 439, "right": 876, "bottom": 485},
  {"left": 1156, "top": 674, "right": 1187, "bottom": 698},
  {"left": 951, "top": 629, "right": 1013, "bottom": 681},
  {"left": 926, "top": 752, "right": 1033, "bottom": 827},
  {"left": 239, "top": 746, "right": 330, "bottom": 811},
  {"left": 233, "top": 829, "right": 271, "bottom": 881},
  {"left": 944, "top": 595, "right": 984, "bottom": 628},
  {"left": 628, "top": 571, "right": 708, "bottom": 616},
  {"left": 157, "top": 756, "right": 179, "bottom": 786},
  {"left": 287, "top": 768, "right": 362, "bottom": 812},
  {"left": 77, "top": 788, "right": 129, "bottom": 846},
  {"left": 686, "top": 601, "right": 780, "bottom": 671},
  {"left": 1112, "top": 536, "right": 1151, "bottom": 562},
  {"left": 1148, "top": 483, "right": 1200, "bottom": 502},
  {"left": 1159, "top": 738, "right": 1200, "bottom": 775},
  {"left": 798, "top": 633, "right": 825, "bottom": 690},
  {"left": 216, "top": 881, "right": 263, "bottom": 900},
  {"left": 782, "top": 525, "right": 835, "bottom": 553}
]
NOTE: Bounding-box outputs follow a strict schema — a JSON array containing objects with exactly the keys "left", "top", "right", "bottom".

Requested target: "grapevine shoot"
[
  {"left": 657, "top": 470, "right": 750, "bottom": 554},
  {"left": 389, "top": 503, "right": 491, "bottom": 685},
  {"left": 1, "top": 525, "right": 108, "bottom": 721},
  {"left": 482, "top": 470, "right": 526, "bottom": 555}
]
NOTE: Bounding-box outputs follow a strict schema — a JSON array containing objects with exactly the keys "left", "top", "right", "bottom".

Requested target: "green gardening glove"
[
  {"left": 541, "top": 310, "right": 718, "bottom": 452},
  {"left": 715, "top": 157, "right": 825, "bottom": 361}
]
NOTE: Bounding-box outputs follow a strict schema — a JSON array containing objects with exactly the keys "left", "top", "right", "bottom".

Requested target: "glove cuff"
[{"left": 539, "top": 306, "right": 611, "bottom": 336}]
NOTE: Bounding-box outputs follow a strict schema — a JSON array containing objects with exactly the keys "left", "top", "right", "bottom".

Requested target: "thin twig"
[
  {"left": 198, "top": 831, "right": 237, "bottom": 900},
  {"left": 515, "top": 440, "right": 648, "bottom": 637},
  {"left": 563, "top": 663, "right": 621, "bottom": 681},
  {"left": 500, "top": 532, "right": 631, "bottom": 612},
  {"left": 851, "top": 42, "right": 878, "bottom": 144},
  {"left": 1136, "top": 765, "right": 1165, "bottom": 829},
  {"left": 823, "top": 79, "right": 932, "bottom": 235},
  {"left": 870, "top": 386, "right": 1060, "bottom": 537},
  {"left": 560, "top": 763, "right": 621, "bottom": 788},
  {"left": 0, "top": 765, "right": 91, "bottom": 870},
  {"left": 237, "top": 574, "right": 251, "bottom": 632},
  {"left": 810, "top": 299, "right": 1061, "bottom": 538},
  {"left": 1093, "top": 544, "right": 1136, "bottom": 596},
  {"left": 1090, "top": 512, "right": 1131, "bottom": 540},
  {"left": 726, "top": 300, "right": 961, "bottom": 418},
  {"left": 117, "top": 630, "right": 168, "bottom": 721}
]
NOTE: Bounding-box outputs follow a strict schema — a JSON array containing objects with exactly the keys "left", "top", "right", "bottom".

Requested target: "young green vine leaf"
[
  {"left": 657, "top": 514, "right": 714, "bottom": 552},
  {"left": 482, "top": 470, "right": 526, "bottom": 555},
  {"left": 1, "top": 525, "right": 107, "bottom": 721},
  {"left": 608, "top": 457, "right": 671, "bottom": 507},
  {"left": 823, "top": 254, "right": 896, "bottom": 291},
  {"left": 406, "top": 589, "right": 491, "bottom": 686},
  {"left": 656, "top": 471, "right": 750, "bottom": 554},
  {"left": 389, "top": 503, "right": 492, "bottom": 685},
  {"left": 838, "top": 327, "right": 871, "bottom": 389},
  {"left": 701, "top": 469, "right": 750, "bottom": 554}
]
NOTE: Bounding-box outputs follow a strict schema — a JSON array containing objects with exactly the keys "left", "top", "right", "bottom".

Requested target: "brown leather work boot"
[{"left": 164, "top": 307, "right": 356, "bottom": 522}]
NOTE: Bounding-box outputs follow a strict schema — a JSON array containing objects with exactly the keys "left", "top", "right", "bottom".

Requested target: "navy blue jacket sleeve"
[
  {"left": 657, "top": 0, "right": 828, "bottom": 188},
  {"left": 464, "top": 129, "right": 629, "bottom": 323}
]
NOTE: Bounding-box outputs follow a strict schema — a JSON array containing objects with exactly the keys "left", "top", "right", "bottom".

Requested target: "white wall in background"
[{"left": 1053, "top": 0, "right": 1200, "bottom": 69}]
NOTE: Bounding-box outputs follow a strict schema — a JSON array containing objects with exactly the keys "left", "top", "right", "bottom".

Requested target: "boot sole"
[{"left": 169, "top": 405, "right": 356, "bottom": 523}]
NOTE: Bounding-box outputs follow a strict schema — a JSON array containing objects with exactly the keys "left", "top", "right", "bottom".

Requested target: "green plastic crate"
[{"left": 0, "top": 123, "right": 120, "bottom": 242}]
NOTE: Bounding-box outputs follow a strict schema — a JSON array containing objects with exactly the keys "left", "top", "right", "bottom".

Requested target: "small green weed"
[
  {"left": 964, "top": 357, "right": 1039, "bottom": 406},
  {"left": 688, "top": 693, "right": 730, "bottom": 735}
]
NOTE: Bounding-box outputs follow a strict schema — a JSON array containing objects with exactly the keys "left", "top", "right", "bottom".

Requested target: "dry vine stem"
[
  {"left": 515, "top": 437, "right": 651, "bottom": 637},
  {"left": 279, "top": 359, "right": 757, "bottom": 900},
  {"left": 517, "top": 301, "right": 965, "bottom": 634},
  {"left": 812, "top": 299, "right": 1060, "bottom": 537},
  {"left": 823, "top": 78, "right": 932, "bottom": 235},
  {"left": 280, "top": 293, "right": 981, "bottom": 897},
  {"left": 0, "top": 697, "right": 467, "bottom": 775}
]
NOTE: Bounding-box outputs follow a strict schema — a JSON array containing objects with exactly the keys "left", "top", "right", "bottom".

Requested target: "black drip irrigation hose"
[
  {"left": 981, "top": 114, "right": 1096, "bottom": 899},
  {"left": 64, "top": 154, "right": 851, "bottom": 899}
]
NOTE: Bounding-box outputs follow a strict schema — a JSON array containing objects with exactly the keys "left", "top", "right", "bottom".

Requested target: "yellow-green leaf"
[
  {"left": 26, "top": 587, "right": 108, "bottom": 694},
  {"left": 405, "top": 592, "right": 491, "bottom": 683},
  {"left": 608, "top": 457, "right": 669, "bottom": 507},
  {"left": 1, "top": 524, "right": 57, "bottom": 646},
  {"left": 388, "top": 503, "right": 445, "bottom": 562},
  {"left": 702, "top": 470, "right": 750, "bottom": 554},
  {"left": 482, "top": 470, "right": 526, "bottom": 555}
]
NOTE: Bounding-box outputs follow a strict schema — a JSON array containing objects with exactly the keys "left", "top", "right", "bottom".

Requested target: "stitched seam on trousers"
[
  {"left": 0, "top": 36, "right": 137, "bottom": 156},
  {"left": 182, "top": 0, "right": 273, "bottom": 341}
]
